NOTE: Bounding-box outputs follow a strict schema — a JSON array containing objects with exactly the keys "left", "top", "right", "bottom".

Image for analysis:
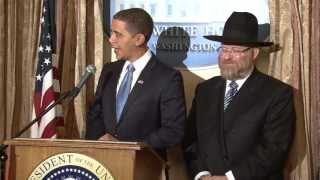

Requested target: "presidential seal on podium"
[{"left": 28, "top": 153, "right": 114, "bottom": 180}]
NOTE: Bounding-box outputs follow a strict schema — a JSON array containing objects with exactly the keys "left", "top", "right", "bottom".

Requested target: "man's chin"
[
  {"left": 113, "top": 50, "right": 122, "bottom": 59},
  {"left": 221, "top": 70, "right": 252, "bottom": 80},
  {"left": 221, "top": 74, "right": 237, "bottom": 80},
  {"left": 115, "top": 54, "right": 123, "bottom": 60},
  {"left": 220, "top": 69, "right": 239, "bottom": 80}
]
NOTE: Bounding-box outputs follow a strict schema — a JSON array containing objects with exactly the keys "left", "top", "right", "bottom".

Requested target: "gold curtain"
[
  {"left": 55, "top": 0, "right": 107, "bottom": 138},
  {"left": 268, "top": 0, "right": 320, "bottom": 179},
  {"left": 0, "top": 0, "right": 41, "bottom": 141},
  {"left": 310, "top": 0, "right": 320, "bottom": 178}
]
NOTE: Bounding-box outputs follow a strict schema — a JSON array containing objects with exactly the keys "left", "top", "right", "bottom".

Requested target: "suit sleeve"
[
  {"left": 231, "top": 86, "right": 295, "bottom": 180},
  {"left": 85, "top": 66, "right": 108, "bottom": 140},
  {"left": 144, "top": 71, "right": 186, "bottom": 149}
]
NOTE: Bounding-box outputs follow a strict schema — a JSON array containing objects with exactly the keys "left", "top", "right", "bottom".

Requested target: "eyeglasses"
[{"left": 217, "top": 46, "right": 251, "bottom": 55}]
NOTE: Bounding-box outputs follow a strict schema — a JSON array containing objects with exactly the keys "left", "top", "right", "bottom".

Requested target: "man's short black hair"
[{"left": 113, "top": 8, "right": 154, "bottom": 42}]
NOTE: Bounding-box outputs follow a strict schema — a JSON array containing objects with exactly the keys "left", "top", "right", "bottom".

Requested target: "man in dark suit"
[
  {"left": 184, "top": 12, "right": 295, "bottom": 180},
  {"left": 86, "top": 8, "right": 186, "bottom": 157}
]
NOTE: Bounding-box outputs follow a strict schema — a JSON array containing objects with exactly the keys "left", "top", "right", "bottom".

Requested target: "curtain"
[
  {"left": 0, "top": 0, "right": 41, "bottom": 141},
  {"left": 55, "top": 0, "right": 107, "bottom": 138},
  {"left": 310, "top": 0, "right": 320, "bottom": 178},
  {"left": 268, "top": 0, "right": 320, "bottom": 179}
]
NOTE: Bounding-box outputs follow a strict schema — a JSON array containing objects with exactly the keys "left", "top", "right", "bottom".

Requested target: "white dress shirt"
[
  {"left": 194, "top": 72, "right": 252, "bottom": 180},
  {"left": 116, "top": 49, "right": 152, "bottom": 93},
  {"left": 224, "top": 75, "right": 250, "bottom": 96}
]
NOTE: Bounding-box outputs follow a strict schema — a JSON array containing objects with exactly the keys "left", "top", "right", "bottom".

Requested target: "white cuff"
[
  {"left": 194, "top": 171, "right": 211, "bottom": 180},
  {"left": 225, "top": 170, "right": 235, "bottom": 180}
]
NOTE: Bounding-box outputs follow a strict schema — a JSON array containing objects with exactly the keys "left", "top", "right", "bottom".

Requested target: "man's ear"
[
  {"left": 252, "top": 48, "right": 260, "bottom": 59},
  {"left": 134, "top": 33, "right": 146, "bottom": 46}
]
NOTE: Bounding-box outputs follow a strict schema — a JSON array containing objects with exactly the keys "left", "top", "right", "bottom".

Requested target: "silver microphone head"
[{"left": 86, "top": 64, "right": 96, "bottom": 74}]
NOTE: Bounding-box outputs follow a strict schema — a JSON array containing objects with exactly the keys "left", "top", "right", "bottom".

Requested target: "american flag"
[{"left": 31, "top": 0, "right": 63, "bottom": 138}]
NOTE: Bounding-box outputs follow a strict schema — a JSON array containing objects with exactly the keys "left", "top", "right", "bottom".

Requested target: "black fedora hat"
[{"left": 204, "top": 12, "right": 273, "bottom": 47}]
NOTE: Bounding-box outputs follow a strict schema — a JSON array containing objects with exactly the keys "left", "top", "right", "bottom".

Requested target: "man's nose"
[
  {"left": 109, "top": 34, "right": 116, "bottom": 44},
  {"left": 220, "top": 53, "right": 232, "bottom": 60}
]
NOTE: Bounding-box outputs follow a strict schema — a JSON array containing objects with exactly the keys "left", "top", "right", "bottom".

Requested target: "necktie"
[
  {"left": 224, "top": 81, "right": 238, "bottom": 110},
  {"left": 116, "top": 64, "right": 135, "bottom": 121}
]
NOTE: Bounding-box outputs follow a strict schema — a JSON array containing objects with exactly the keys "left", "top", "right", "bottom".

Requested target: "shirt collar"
[
  {"left": 226, "top": 71, "right": 252, "bottom": 90},
  {"left": 123, "top": 49, "right": 152, "bottom": 73}
]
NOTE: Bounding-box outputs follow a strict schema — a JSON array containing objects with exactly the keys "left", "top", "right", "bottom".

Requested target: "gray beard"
[{"left": 219, "top": 62, "right": 254, "bottom": 80}]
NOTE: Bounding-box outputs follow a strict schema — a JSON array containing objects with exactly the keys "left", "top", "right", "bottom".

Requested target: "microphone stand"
[
  {"left": 0, "top": 87, "right": 80, "bottom": 180},
  {"left": 0, "top": 145, "right": 6, "bottom": 180}
]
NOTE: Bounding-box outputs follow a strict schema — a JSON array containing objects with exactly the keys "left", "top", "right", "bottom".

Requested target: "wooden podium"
[{"left": 4, "top": 138, "right": 165, "bottom": 180}]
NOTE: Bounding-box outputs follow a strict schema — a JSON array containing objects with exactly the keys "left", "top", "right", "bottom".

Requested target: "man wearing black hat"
[{"left": 184, "top": 12, "right": 295, "bottom": 180}]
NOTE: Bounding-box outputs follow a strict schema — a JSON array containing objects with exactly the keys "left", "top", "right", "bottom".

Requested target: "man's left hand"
[{"left": 98, "top": 133, "right": 118, "bottom": 141}]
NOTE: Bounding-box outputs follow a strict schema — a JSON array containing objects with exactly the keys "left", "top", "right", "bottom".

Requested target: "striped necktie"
[{"left": 224, "top": 81, "right": 238, "bottom": 110}]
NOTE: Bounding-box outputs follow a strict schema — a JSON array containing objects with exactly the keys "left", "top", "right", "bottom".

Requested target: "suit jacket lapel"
[
  {"left": 204, "top": 77, "right": 226, "bottom": 130},
  {"left": 118, "top": 56, "right": 157, "bottom": 124},
  {"left": 223, "top": 69, "right": 263, "bottom": 130},
  {"left": 201, "top": 77, "right": 227, "bottom": 162},
  {"left": 215, "top": 79, "right": 226, "bottom": 119},
  {"left": 104, "top": 60, "right": 125, "bottom": 127}
]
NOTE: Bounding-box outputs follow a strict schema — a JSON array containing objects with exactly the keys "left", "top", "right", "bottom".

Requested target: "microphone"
[
  {"left": 11, "top": 65, "right": 97, "bottom": 139},
  {"left": 76, "top": 65, "right": 96, "bottom": 89},
  {"left": 70, "top": 65, "right": 96, "bottom": 97}
]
